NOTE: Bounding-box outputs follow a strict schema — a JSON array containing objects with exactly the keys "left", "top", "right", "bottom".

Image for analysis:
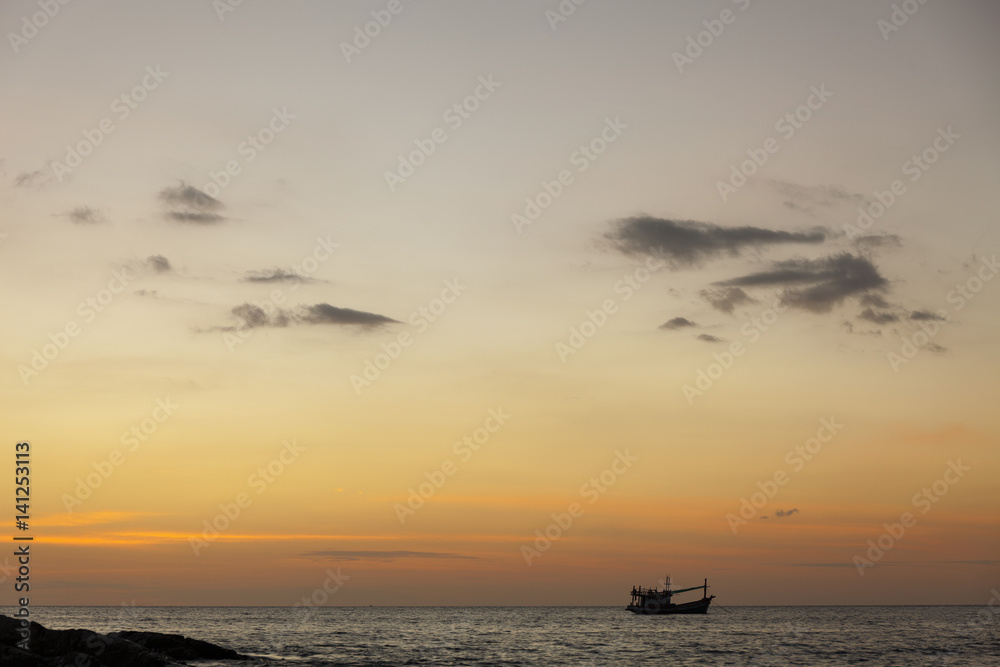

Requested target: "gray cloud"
[
  {"left": 858, "top": 308, "right": 899, "bottom": 324},
  {"left": 300, "top": 550, "right": 476, "bottom": 562},
  {"left": 166, "top": 211, "right": 226, "bottom": 224},
  {"left": 910, "top": 310, "right": 947, "bottom": 322},
  {"left": 697, "top": 333, "right": 724, "bottom": 343},
  {"left": 243, "top": 269, "right": 311, "bottom": 284},
  {"left": 699, "top": 286, "right": 755, "bottom": 314},
  {"left": 233, "top": 303, "right": 290, "bottom": 329},
  {"left": 660, "top": 317, "right": 697, "bottom": 330},
  {"left": 717, "top": 253, "right": 888, "bottom": 313},
  {"left": 860, "top": 293, "right": 891, "bottom": 309},
  {"left": 160, "top": 182, "right": 226, "bottom": 224},
  {"left": 768, "top": 180, "right": 868, "bottom": 212},
  {"left": 854, "top": 233, "right": 903, "bottom": 251},
  {"left": 300, "top": 304, "right": 399, "bottom": 328},
  {"left": 774, "top": 508, "right": 799, "bottom": 518},
  {"left": 146, "top": 255, "right": 171, "bottom": 273},
  {"left": 783, "top": 559, "right": 1000, "bottom": 568},
  {"left": 64, "top": 206, "right": 106, "bottom": 224},
  {"left": 604, "top": 216, "right": 825, "bottom": 267},
  {"left": 14, "top": 170, "right": 47, "bottom": 188},
  {"left": 160, "top": 182, "right": 222, "bottom": 210},
  {"left": 214, "top": 302, "right": 397, "bottom": 332}
]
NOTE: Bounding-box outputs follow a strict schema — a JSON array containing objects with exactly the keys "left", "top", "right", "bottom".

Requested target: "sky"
[{"left": 1, "top": 0, "right": 998, "bottom": 607}]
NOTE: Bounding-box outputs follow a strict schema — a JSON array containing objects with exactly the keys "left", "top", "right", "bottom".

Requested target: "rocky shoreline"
[{"left": 0, "top": 614, "right": 251, "bottom": 666}]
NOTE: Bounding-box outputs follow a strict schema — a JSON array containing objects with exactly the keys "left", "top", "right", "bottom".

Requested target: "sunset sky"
[{"left": 2, "top": 0, "right": 998, "bottom": 607}]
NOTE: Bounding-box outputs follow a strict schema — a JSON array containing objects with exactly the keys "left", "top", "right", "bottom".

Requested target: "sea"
[{"left": 17, "top": 605, "right": 1000, "bottom": 666}]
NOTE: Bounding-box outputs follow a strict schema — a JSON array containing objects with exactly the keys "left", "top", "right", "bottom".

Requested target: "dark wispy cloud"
[
  {"left": 146, "top": 255, "right": 171, "bottom": 273},
  {"left": 699, "top": 286, "right": 755, "bottom": 314},
  {"left": 243, "top": 269, "right": 312, "bottom": 284},
  {"left": 697, "top": 333, "right": 724, "bottom": 343},
  {"left": 910, "top": 310, "right": 947, "bottom": 322},
  {"left": 767, "top": 180, "right": 868, "bottom": 212},
  {"left": 64, "top": 206, "right": 106, "bottom": 224},
  {"left": 858, "top": 308, "right": 899, "bottom": 324},
  {"left": 604, "top": 216, "right": 825, "bottom": 267},
  {"left": 212, "top": 302, "right": 397, "bottom": 332},
  {"left": 854, "top": 233, "right": 903, "bottom": 251},
  {"left": 232, "top": 303, "right": 290, "bottom": 329},
  {"left": 300, "top": 550, "right": 477, "bottom": 562},
  {"left": 783, "top": 559, "right": 1000, "bottom": 568},
  {"left": 300, "top": 304, "right": 399, "bottom": 328},
  {"left": 774, "top": 508, "right": 799, "bottom": 518},
  {"left": 160, "top": 182, "right": 222, "bottom": 210},
  {"left": 717, "top": 253, "right": 888, "bottom": 313},
  {"left": 159, "top": 182, "right": 226, "bottom": 224},
  {"left": 14, "top": 170, "right": 48, "bottom": 188},
  {"left": 861, "top": 293, "right": 892, "bottom": 309},
  {"left": 660, "top": 317, "right": 697, "bottom": 330},
  {"left": 166, "top": 211, "right": 226, "bottom": 224}
]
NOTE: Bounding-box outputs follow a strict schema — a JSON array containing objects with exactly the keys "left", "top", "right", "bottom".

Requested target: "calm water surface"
[{"left": 19, "top": 605, "right": 1000, "bottom": 666}]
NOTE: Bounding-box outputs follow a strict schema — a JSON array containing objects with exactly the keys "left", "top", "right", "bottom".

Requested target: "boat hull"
[{"left": 626, "top": 595, "right": 715, "bottom": 615}]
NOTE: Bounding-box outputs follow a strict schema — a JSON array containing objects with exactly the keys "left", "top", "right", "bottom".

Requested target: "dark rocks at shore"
[
  {"left": 0, "top": 614, "right": 251, "bottom": 666},
  {"left": 109, "top": 630, "right": 248, "bottom": 661}
]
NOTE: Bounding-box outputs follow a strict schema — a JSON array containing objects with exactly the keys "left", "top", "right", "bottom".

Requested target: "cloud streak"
[
  {"left": 242, "top": 269, "right": 313, "bottom": 284},
  {"left": 159, "top": 182, "right": 226, "bottom": 224},
  {"left": 717, "top": 253, "right": 888, "bottom": 313},
  {"left": 300, "top": 304, "right": 400, "bottom": 328},
  {"left": 213, "top": 302, "right": 399, "bottom": 332},
  {"left": 700, "top": 286, "right": 755, "bottom": 314},
  {"left": 660, "top": 317, "right": 697, "bottom": 330},
  {"left": 604, "top": 216, "right": 825, "bottom": 267},
  {"left": 300, "top": 550, "right": 477, "bottom": 562},
  {"left": 64, "top": 206, "right": 106, "bottom": 224}
]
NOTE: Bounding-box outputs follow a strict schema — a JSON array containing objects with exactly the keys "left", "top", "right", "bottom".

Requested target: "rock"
[
  {"left": 109, "top": 631, "right": 249, "bottom": 661},
  {"left": 0, "top": 614, "right": 251, "bottom": 666}
]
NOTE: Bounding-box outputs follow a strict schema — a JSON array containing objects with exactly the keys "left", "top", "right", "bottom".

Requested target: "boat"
[{"left": 626, "top": 575, "right": 715, "bottom": 614}]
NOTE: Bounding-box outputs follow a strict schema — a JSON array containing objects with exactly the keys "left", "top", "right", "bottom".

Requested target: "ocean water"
[{"left": 18, "top": 605, "right": 1000, "bottom": 666}]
